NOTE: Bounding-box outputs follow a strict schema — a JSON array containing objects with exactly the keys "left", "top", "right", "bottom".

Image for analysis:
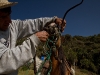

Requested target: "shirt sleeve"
[
  {"left": 0, "top": 34, "right": 41, "bottom": 74},
  {"left": 10, "top": 17, "right": 57, "bottom": 39}
]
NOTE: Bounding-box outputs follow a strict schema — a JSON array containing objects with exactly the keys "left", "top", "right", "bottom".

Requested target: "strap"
[{"left": 33, "top": 54, "right": 37, "bottom": 74}]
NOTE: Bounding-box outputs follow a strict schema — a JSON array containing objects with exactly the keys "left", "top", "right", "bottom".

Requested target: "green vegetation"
[{"left": 61, "top": 34, "right": 100, "bottom": 75}]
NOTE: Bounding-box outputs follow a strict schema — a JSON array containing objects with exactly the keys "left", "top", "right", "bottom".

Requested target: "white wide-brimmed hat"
[{"left": 0, "top": 0, "right": 18, "bottom": 9}]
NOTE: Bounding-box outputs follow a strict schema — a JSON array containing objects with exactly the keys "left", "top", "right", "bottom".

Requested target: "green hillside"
[{"left": 61, "top": 34, "right": 100, "bottom": 75}]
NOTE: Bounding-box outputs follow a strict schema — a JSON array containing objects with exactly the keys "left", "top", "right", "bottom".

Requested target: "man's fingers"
[{"left": 35, "top": 31, "right": 49, "bottom": 42}]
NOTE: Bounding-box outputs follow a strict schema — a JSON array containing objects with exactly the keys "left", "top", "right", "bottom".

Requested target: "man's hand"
[
  {"left": 55, "top": 18, "right": 66, "bottom": 32},
  {"left": 35, "top": 31, "right": 49, "bottom": 42}
]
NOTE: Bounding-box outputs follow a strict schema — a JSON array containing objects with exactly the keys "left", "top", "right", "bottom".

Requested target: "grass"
[
  {"left": 75, "top": 67, "right": 97, "bottom": 75},
  {"left": 18, "top": 69, "right": 34, "bottom": 75},
  {"left": 18, "top": 63, "right": 35, "bottom": 75},
  {"left": 18, "top": 66, "right": 97, "bottom": 75}
]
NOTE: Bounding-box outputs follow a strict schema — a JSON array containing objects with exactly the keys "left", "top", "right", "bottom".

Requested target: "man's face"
[{"left": 0, "top": 11, "right": 11, "bottom": 31}]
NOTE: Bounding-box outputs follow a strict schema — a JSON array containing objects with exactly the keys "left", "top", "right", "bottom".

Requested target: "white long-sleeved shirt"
[{"left": 0, "top": 17, "right": 56, "bottom": 75}]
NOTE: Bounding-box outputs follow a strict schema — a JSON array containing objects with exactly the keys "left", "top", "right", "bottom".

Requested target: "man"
[{"left": 0, "top": 0, "right": 66, "bottom": 75}]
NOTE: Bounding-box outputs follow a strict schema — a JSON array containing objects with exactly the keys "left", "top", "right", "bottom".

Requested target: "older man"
[{"left": 0, "top": 0, "right": 66, "bottom": 75}]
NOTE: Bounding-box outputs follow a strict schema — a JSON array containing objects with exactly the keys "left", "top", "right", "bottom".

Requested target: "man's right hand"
[{"left": 35, "top": 31, "right": 49, "bottom": 42}]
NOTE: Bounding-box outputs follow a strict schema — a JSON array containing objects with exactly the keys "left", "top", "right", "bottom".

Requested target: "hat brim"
[{"left": 0, "top": 2, "right": 18, "bottom": 9}]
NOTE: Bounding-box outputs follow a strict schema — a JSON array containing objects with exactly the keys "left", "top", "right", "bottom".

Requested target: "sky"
[{"left": 9, "top": 0, "right": 100, "bottom": 36}]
